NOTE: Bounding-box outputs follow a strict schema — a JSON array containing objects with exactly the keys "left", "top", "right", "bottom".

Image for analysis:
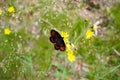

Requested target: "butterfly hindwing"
[
  {"left": 60, "top": 46, "right": 66, "bottom": 51},
  {"left": 54, "top": 44, "right": 60, "bottom": 50}
]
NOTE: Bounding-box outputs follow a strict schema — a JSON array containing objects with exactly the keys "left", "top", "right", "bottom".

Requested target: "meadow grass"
[{"left": 0, "top": 0, "right": 120, "bottom": 80}]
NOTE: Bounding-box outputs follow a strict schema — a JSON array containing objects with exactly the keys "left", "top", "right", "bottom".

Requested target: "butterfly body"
[{"left": 50, "top": 29, "right": 66, "bottom": 51}]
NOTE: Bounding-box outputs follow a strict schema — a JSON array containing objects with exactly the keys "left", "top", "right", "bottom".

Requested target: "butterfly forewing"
[
  {"left": 50, "top": 37, "right": 55, "bottom": 43},
  {"left": 51, "top": 30, "right": 57, "bottom": 36}
]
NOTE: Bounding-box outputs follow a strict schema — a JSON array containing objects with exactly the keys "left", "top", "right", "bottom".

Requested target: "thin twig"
[{"left": 112, "top": 47, "right": 120, "bottom": 56}]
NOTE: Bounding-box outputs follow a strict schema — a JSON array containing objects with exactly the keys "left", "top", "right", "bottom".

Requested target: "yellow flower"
[
  {"left": 61, "top": 31, "right": 69, "bottom": 38},
  {"left": 93, "top": 24, "right": 97, "bottom": 31},
  {"left": 60, "top": 31, "right": 76, "bottom": 62},
  {"left": 86, "top": 29, "right": 94, "bottom": 39},
  {"left": 66, "top": 43, "right": 71, "bottom": 51},
  {"left": 93, "top": 24, "right": 98, "bottom": 36},
  {"left": 67, "top": 50, "right": 75, "bottom": 62},
  {"left": 4, "top": 28, "right": 11, "bottom": 35},
  {"left": 7, "top": 6, "right": 15, "bottom": 13},
  {"left": 67, "top": 50, "right": 74, "bottom": 56},
  {"left": 68, "top": 54, "right": 75, "bottom": 62},
  {"left": 0, "top": 9, "right": 2, "bottom": 15},
  {"left": 61, "top": 31, "right": 69, "bottom": 43}
]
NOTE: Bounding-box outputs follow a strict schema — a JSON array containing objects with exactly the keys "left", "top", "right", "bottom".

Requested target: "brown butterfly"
[{"left": 50, "top": 29, "right": 66, "bottom": 51}]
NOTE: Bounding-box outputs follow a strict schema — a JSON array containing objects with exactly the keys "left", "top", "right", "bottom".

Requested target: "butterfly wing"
[
  {"left": 50, "top": 30, "right": 60, "bottom": 43},
  {"left": 54, "top": 33, "right": 66, "bottom": 51},
  {"left": 54, "top": 44, "right": 60, "bottom": 50},
  {"left": 50, "top": 37, "right": 55, "bottom": 43},
  {"left": 51, "top": 30, "right": 58, "bottom": 36},
  {"left": 50, "top": 29, "right": 66, "bottom": 51},
  {"left": 60, "top": 46, "right": 66, "bottom": 51}
]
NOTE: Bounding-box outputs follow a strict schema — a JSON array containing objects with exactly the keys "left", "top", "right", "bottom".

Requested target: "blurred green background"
[{"left": 0, "top": 0, "right": 120, "bottom": 80}]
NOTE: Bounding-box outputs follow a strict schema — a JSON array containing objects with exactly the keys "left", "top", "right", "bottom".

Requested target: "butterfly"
[{"left": 49, "top": 29, "right": 66, "bottom": 51}]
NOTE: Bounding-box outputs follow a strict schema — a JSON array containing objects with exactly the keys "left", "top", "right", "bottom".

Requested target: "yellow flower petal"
[
  {"left": 0, "top": 9, "right": 2, "bottom": 15},
  {"left": 61, "top": 31, "right": 69, "bottom": 38},
  {"left": 63, "top": 37, "right": 69, "bottom": 43},
  {"left": 68, "top": 54, "right": 75, "bottom": 62},
  {"left": 61, "top": 31, "right": 69, "bottom": 44},
  {"left": 7, "top": 6, "right": 15, "bottom": 13},
  {"left": 67, "top": 50, "right": 74, "bottom": 56},
  {"left": 86, "top": 29, "right": 94, "bottom": 39},
  {"left": 4, "top": 28, "right": 11, "bottom": 35},
  {"left": 66, "top": 43, "right": 71, "bottom": 51}
]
